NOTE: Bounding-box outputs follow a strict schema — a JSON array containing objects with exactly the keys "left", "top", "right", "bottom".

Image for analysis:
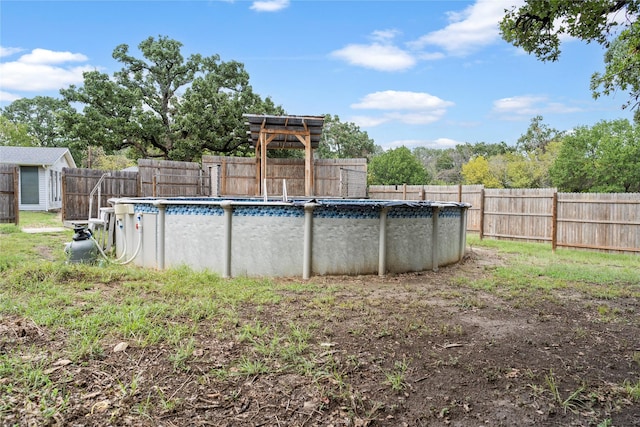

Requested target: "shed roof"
[
  {"left": 244, "top": 114, "right": 325, "bottom": 149},
  {"left": 0, "top": 146, "right": 77, "bottom": 168}
]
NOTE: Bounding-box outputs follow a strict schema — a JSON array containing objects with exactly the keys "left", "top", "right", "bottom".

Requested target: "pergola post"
[
  {"left": 304, "top": 133, "right": 313, "bottom": 197},
  {"left": 255, "top": 145, "right": 260, "bottom": 196},
  {"left": 244, "top": 114, "right": 324, "bottom": 198},
  {"left": 260, "top": 131, "right": 267, "bottom": 197}
]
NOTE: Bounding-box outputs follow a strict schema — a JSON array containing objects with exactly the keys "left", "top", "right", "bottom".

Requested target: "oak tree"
[
  {"left": 61, "top": 36, "right": 283, "bottom": 161},
  {"left": 550, "top": 119, "right": 640, "bottom": 192},
  {"left": 316, "top": 114, "right": 380, "bottom": 159},
  {"left": 368, "top": 146, "right": 430, "bottom": 185}
]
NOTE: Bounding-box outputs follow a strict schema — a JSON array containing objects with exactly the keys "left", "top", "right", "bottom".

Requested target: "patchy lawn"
[{"left": 1, "top": 225, "right": 639, "bottom": 427}]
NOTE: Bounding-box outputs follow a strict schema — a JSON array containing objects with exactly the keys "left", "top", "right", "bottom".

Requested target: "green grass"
[
  {"left": 0, "top": 351, "right": 70, "bottom": 421},
  {"left": 1, "top": 218, "right": 639, "bottom": 424},
  {"left": 465, "top": 234, "right": 640, "bottom": 301},
  {"left": 0, "top": 211, "right": 72, "bottom": 271},
  {"left": 384, "top": 358, "right": 409, "bottom": 392},
  {"left": 18, "top": 211, "right": 65, "bottom": 228}
]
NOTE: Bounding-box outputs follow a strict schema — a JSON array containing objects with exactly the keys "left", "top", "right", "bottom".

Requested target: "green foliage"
[
  {"left": 461, "top": 156, "right": 502, "bottom": 188},
  {"left": 61, "top": 35, "right": 283, "bottom": 161},
  {"left": 368, "top": 146, "right": 430, "bottom": 185},
  {"left": 84, "top": 146, "right": 136, "bottom": 170},
  {"left": 550, "top": 119, "right": 640, "bottom": 192},
  {"left": 517, "top": 115, "right": 563, "bottom": 153},
  {"left": 414, "top": 142, "right": 512, "bottom": 184},
  {"left": 0, "top": 116, "right": 36, "bottom": 147},
  {"left": 500, "top": 0, "right": 640, "bottom": 119},
  {"left": 2, "top": 96, "right": 73, "bottom": 145},
  {"left": 591, "top": 31, "right": 640, "bottom": 121},
  {"left": 0, "top": 352, "right": 70, "bottom": 422},
  {"left": 459, "top": 117, "right": 564, "bottom": 189},
  {"left": 496, "top": 142, "right": 559, "bottom": 188},
  {"left": 316, "top": 114, "right": 380, "bottom": 159},
  {"left": 384, "top": 358, "right": 409, "bottom": 392}
]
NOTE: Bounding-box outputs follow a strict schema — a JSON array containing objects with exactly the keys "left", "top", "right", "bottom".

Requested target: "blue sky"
[{"left": 0, "top": 0, "right": 634, "bottom": 151}]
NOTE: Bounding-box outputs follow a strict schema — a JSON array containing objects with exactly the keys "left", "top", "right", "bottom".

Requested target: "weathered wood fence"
[
  {"left": 202, "top": 156, "right": 367, "bottom": 197},
  {"left": 0, "top": 164, "right": 19, "bottom": 225},
  {"left": 139, "top": 159, "right": 209, "bottom": 198},
  {"left": 61, "top": 158, "right": 367, "bottom": 221},
  {"left": 62, "top": 168, "right": 138, "bottom": 221},
  {"left": 555, "top": 192, "right": 640, "bottom": 253},
  {"left": 368, "top": 185, "right": 640, "bottom": 254}
]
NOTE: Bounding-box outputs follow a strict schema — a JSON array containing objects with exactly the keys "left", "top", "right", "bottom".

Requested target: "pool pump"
[{"left": 65, "top": 224, "right": 99, "bottom": 264}]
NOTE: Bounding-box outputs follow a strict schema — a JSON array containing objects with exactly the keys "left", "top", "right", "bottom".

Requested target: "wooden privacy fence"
[
  {"left": 202, "top": 156, "right": 367, "bottom": 198},
  {"left": 555, "top": 192, "right": 640, "bottom": 253},
  {"left": 481, "top": 188, "right": 556, "bottom": 242},
  {"left": 0, "top": 164, "right": 19, "bottom": 225},
  {"left": 479, "top": 189, "right": 640, "bottom": 254},
  {"left": 368, "top": 185, "right": 640, "bottom": 254},
  {"left": 62, "top": 168, "right": 139, "bottom": 221},
  {"left": 139, "top": 159, "right": 209, "bottom": 197},
  {"left": 61, "top": 157, "right": 367, "bottom": 221}
]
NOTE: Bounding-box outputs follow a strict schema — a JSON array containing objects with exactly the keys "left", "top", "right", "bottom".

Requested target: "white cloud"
[
  {"left": 350, "top": 91, "right": 454, "bottom": 128},
  {"left": 332, "top": 1, "right": 523, "bottom": 70},
  {"left": 351, "top": 90, "right": 454, "bottom": 111},
  {"left": 546, "top": 102, "right": 582, "bottom": 114},
  {"left": 350, "top": 115, "right": 391, "bottom": 127},
  {"left": 0, "top": 48, "right": 93, "bottom": 97},
  {"left": 493, "top": 95, "right": 547, "bottom": 115},
  {"left": 19, "top": 48, "right": 88, "bottom": 64},
  {"left": 409, "top": 0, "right": 524, "bottom": 56},
  {"left": 385, "top": 111, "right": 449, "bottom": 125},
  {"left": 431, "top": 137, "right": 462, "bottom": 147},
  {"left": 0, "top": 90, "right": 21, "bottom": 102},
  {"left": 331, "top": 43, "right": 415, "bottom": 72},
  {"left": 1, "top": 62, "right": 92, "bottom": 91},
  {"left": 371, "top": 29, "right": 401, "bottom": 42},
  {"left": 0, "top": 46, "right": 24, "bottom": 58},
  {"left": 492, "top": 95, "right": 583, "bottom": 117},
  {"left": 250, "top": 0, "right": 289, "bottom": 12},
  {"left": 416, "top": 52, "right": 446, "bottom": 61}
]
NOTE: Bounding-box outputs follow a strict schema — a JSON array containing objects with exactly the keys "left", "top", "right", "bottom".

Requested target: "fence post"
[
  {"left": 13, "top": 166, "right": 20, "bottom": 226},
  {"left": 222, "top": 158, "right": 227, "bottom": 196},
  {"left": 479, "top": 188, "right": 485, "bottom": 240},
  {"left": 152, "top": 175, "right": 157, "bottom": 198},
  {"left": 458, "top": 184, "right": 462, "bottom": 203},
  {"left": 551, "top": 191, "right": 558, "bottom": 253},
  {"left": 402, "top": 183, "right": 407, "bottom": 200}
]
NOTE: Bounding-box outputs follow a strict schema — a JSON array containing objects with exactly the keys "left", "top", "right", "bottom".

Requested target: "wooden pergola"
[{"left": 244, "top": 114, "right": 325, "bottom": 197}]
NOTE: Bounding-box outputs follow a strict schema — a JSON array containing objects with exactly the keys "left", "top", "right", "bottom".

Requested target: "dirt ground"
[{"left": 2, "top": 247, "right": 639, "bottom": 427}]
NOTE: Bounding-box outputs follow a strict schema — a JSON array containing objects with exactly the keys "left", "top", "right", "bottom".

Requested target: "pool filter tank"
[{"left": 65, "top": 225, "right": 99, "bottom": 264}]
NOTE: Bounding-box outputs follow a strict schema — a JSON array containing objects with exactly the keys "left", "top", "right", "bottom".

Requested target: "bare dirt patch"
[{"left": 1, "top": 247, "right": 639, "bottom": 427}]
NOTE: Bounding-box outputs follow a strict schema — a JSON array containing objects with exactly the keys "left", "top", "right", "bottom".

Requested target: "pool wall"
[{"left": 111, "top": 198, "right": 470, "bottom": 278}]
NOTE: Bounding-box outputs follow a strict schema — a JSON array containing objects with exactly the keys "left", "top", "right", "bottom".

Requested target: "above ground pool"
[{"left": 109, "top": 197, "right": 470, "bottom": 278}]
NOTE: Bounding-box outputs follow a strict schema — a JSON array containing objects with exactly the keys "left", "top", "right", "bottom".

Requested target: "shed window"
[{"left": 20, "top": 166, "right": 39, "bottom": 205}]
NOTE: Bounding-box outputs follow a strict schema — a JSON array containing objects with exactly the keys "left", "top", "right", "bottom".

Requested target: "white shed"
[{"left": 0, "top": 146, "right": 77, "bottom": 211}]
